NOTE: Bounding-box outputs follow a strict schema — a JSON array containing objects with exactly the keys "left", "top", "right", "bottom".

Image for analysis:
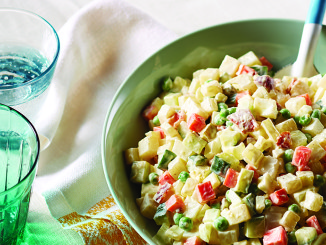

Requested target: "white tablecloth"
[{"left": 0, "top": 0, "right": 321, "bottom": 244}]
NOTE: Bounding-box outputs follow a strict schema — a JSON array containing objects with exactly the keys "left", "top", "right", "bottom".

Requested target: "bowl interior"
[{"left": 102, "top": 19, "right": 326, "bottom": 244}]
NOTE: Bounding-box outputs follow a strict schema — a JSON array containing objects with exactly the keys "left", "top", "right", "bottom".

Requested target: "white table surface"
[{"left": 0, "top": 0, "right": 322, "bottom": 244}]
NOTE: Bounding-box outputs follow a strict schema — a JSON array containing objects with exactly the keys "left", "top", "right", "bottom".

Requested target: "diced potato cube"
[
  {"left": 254, "top": 98, "right": 278, "bottom": 119},
  {"left": 165, "top": 225, "right": 184, "bottom": 241},
  {"left": 237, "top": 95, "right": 254, "bottom": 111},
  {"left": 203, "top": 172, "right": 221, "bottom": 190},
  {"left": 226, "top": 74, "right": 257, "bottom": 94},
  {"left": 252, "top": 86, "right": 270, "bottom": 99},
  {"left": 290, "top": 79, "right": 313, "bottom": 97},
  {"left": 181, "top": 97, "right": 209, "bottom": 119},
  {"left": 200, "top": 123, "right": 217, "bottom": 142},
  {"left": 310, "top": 161, "right": 324, "bottom": 175},
  {"left": 157, "top": 104, "right": 176, "bottom": 124},
  {"left": 257, "top": 156, "right": 279, "bottom": 179},
  {"left": 317, "top": 74, "right": 326, "bottom": 89},
  {"left": 219, "top": 128, "right": 241, "bottom": 150},
  {"left": 215, "top": 92, "right": 228, "bottom": 102},
  {"left": 218, "top": 152, "right": 244, "bottom": 172},
  {"left": 221, "top": 204, "right": 251, "bottom": 225},
  {"left": 238, "top": 51, "right": 262, "bottom": 66},
  {"left": 157, "top": 139, "right": 175, "bottom": 155},
  {"left": 124, "top": 148, "right": 140, "bottom": 165},
  {"left": 168, "top": 156, "right": 187, "bottom": 180},
  {"left": 307, "top": 140, "right": 326, "bottom": 161},
  {"left": 302, "top": 190, "right": 323, "bottom": 212},
  {"left": 189, "top": 165, "right": 211, "bottom": 183},
  {"left": 172, "top": 139, "right": 192, "bottom": 161},
  {"left": 249, "top": 124, "right": 268, "bottom": 140},
  {"left": 199, "top": 223, "right": 219, "bottom": 244},
  {"left": 255, "top": 196, "right": 266, "bottom": 214},
  {"left": 219, "top": 55, "right": 241, "bottom": 77},
  {"left": 198, "top": 68, "right": 220, "bottom": 83},
  {"left": 313, "top": 129, "right": 326, "bottom": 148},
  {"left": 201, "top": 97, "right": 218, "bottom": 114},
  {"left": 284, "top": 96, "right": 307, "bottom": 116},
  {"left": 292, "top": 187, "right": 319, "bottom": 204},
  {"left": 297, "top": 105, "right": 313, "bottom": 117},
  {"left": 203, "top": 208, "right": 221, "bottom": 223},
  {"left": 275, "top": 118, "right": 298, "bottom": 133},
  {"left": 183, "top": 132, "right": 207, "bottom": 155},
  {"left": 201, "top": 80, "right": 222, "bottom": 97},
  {"left": 242, "top": 143, "right": 264, "bottom": 169},
  {"left": 139, "top": 193, "right": 158, "bottom": 219},
  {"left": 223, "top": 142, "right": 246, "bottom": 161},
  {"left": 164, "top": 93, "right": 182, "bottom": 106},
  {"left": 277, "top": 173, "right": 302, "bottom": 194},
  {"left": 217, "top": 225, "right": 240, "bottom": 245},
  {"left": 138, "top": 132, "right": 160, "bottom": 161},
  {"left": 261, "top": 118, "right": 280, "bottom": 142},
  {"left": 188, "top": 77, "right": 201, "bottom": 94},
  {"left": 301, "top": 118, "right": 324, "bottom": 137},
  {"left": 258, "top": 173, "right": 277, "bottom": 194},
  {"left": 290, "top": 130, "right": 308, "bottom": 149},
  {"left": 161, "top": 122, "right": 182, "bottom": 140},
  {"left": 204, "top": 137, "right": 222, "bottom": 159},
  {"left": 197, "top": 204, "right": 210, "bottom": 222},
  {"left": 279, "top": 210, "right": 300, "bottom": 231},
  {"left": 130, "top": 161, "right": 152, "bottom": 184},
  {"left": 313, "top": 87, "right": 326, "bottom": 103},
  {"left": 234, "top": 241, "right": 249, "bottom": 245},
  {"left": 181, "top": 178, "right": 198, "bottom": 197},
  {"left": 184, "top": 197, "right": 203, "bottom": 219},
  {"left": 296, "top": 171, "right": 314, "bottom": 187},
  {"left": 254, "top": 136, "right": 274, "bottom": 152},
  {"left": 248, "top": 238, "right": 262, "bottom": 245},
  {"left": 173, "top": 179, "right": 185, "bottom": 195}
]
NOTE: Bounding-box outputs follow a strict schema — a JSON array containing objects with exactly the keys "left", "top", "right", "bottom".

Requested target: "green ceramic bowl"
[{"left": 101, "top": 19, "right": 326, "bottom": 244}]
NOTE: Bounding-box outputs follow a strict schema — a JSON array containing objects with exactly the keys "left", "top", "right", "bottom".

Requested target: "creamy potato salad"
[{"left": 125, "top": 51, "right": 326, "bottom": 245}]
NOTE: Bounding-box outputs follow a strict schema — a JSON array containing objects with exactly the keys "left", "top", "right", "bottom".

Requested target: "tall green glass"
[{"left": 0, "top": 104, "right": 39, "bottom": 244}]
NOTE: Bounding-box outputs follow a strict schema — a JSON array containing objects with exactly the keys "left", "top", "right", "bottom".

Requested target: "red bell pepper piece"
[
  {"left": 153, "top": 126, "right": 165, "bottom": 139},
  {"left": 184, "top": 236, "right": 204, "bottom": 245},
  {"left": 235, "top": 90, "right": 250, "bottom": 105},
  {"left": 187, "top": 113, "right": 206, "bottom": 132},
  {"left": 292, "top": 146, "right": 312, "bottom": 171},
  {"left": 195, "top": 181, "right": 216, "bottom": 203},
  {"left": 159, "top": 171, "right": 176, "bottom": 185},
  {"left": 143, "top": 105, "right": 158, "bottom": 121},
  {"left": 269, "top": 189, "right": 289, "bottom": 206},
  {"left": 298, "top": 93, "right": 312, "bottom": 106},
  {"left": 306, "top": 215, "right": 323, "bottom": 235},
  {"left": 153, "top": 183, "right": 174, "bottom": 204},
  {"left": 245, "top": 165, "right": 259, "bottom": 183},
  {"left": 223, "top": 168, "right": 239, "bottom": 188},
  {"left": 259, "top": 56, "right": 273, "bottom": 71},
  {"left": 165, "top": 194, "right": 185, "bottom": 213},
  {"left": 236, "top": 64, "right": 257, "bottom": 76},
  {"left": 263, "top": 226, "right": 288, "bottom": 245}
]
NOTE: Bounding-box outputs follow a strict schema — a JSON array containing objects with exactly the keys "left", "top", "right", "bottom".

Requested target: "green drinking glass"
[{"left": 0, "top": 104, "right": 40, "bottom": 245}]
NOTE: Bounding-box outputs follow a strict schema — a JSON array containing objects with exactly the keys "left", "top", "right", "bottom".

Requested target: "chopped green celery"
[
  {"left": 219, "top": 72, "right": 231, "bottom": 84},
  {"left": 226, "top": 93, "right": 237, "bottom": 105},
  {"left": 251, "top": 65, "right": 269, "bottom": 75},
  {"left": 244, "top": 216, "right": 265, "bottom": 238},
  {"left": 153, "top": 203, "right": 169, "bottom": 225},
  {"left": 162, "top": 77, "right": 173, "bottom": 91},
  {"left": 233, "top": 168, "right": 254, "bottom": 193},
  {"left": 210, "top": 156, "right": 230, "bottom": 176},
  {"left": 183, "top": 132, "right": 207, "bottom": 155},
  {"left": 188, "top": 154, "right": 208, "bottom": 166},
  {"left": 242, "top": 193, "right": 256, "bottom": 216},
  {"left": 157, "top": 149, "right": 176, "bottom": 170}
]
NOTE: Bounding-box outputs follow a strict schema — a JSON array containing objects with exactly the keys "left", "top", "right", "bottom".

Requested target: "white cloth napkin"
[{"left": 30, "top": 0, "right": 177, "bottom": 241}]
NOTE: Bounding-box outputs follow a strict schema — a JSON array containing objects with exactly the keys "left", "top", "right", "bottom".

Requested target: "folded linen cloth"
[{"left": 30, "top": 0, "right": 177, "bottom": 243}]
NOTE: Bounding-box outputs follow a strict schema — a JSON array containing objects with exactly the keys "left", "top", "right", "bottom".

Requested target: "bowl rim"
[{"left": 101, "top": 18, "right": 307, "bottom": 243}]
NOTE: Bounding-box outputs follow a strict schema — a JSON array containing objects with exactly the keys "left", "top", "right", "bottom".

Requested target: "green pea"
[
  {"left": 173, "top": 212, "right": 184, "bottom": 225},
  {"left": 218, "top": 102, "right": 228, "bottom": 111},
  {"left": 264, "top": 199, "right": 272, "bottom": 209},
  {"left": 228, "top": 107, "right": 237, "bottom": 114},
  {"left": 299, "top": 114, "right": 312, "bottom": 126},
  {"left": 219, "top": 109, "right": 229, "bottom": 118},
  {"left": 178, "top": 171, "right": 190, "bottom": 183},
  {"left": 148, "top": 172, "right": 159, "bottom": 185},
  {"left": 288, "top": 204, "right": 301, "bottom": 214},
  {"left": 294, "top": 115, "right": 301, "bottom": 124},
  {"left": 288, "top": 230, "right": 297, "bottom": 243},
  {"left": 226, "top": 121, "right": 233, "bottom": 127},
  {"left": 283, "top": 149, "right": 294, "bottom": 162},
  {"left": 305, "top": 133, "right": 312, "bottom": 143},
  {"left": 162, "top": 77, "right": 173, "bottom": 91},
  {"left": 311, "top": 109, "right": 322, "bottom": 120},
  {"left": 314, "top": 174, "right": 326, "bottom": 187},
  {"left": 153, "top": 116, "right": 160, "bottom": 126},
  {"left": 321, "top": 106, "right": 326, "bottom": 114},
  {"left": 214, "top": 114, "right": 226, "bottom": 125},
  {"left": 213, "top": 217, "right": 229, "bottom": 231},
  {"left": 280, "top": 108, "right": 291, "bottom": 119},
  {"left": 285, "top": 162, "right": 297, "bottom": 174},
  {"left": 179, "top": 217, "right": 193, "bottom": 231}
]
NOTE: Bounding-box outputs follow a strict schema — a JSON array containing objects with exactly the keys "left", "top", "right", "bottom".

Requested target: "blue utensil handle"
[{"left": 306, "top": 0, "right": 326, "bottom": 24}]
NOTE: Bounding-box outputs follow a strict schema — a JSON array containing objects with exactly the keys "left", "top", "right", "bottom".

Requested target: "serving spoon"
[{"left": 274, "top": 0, "right": 326, "bottom": 78}]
